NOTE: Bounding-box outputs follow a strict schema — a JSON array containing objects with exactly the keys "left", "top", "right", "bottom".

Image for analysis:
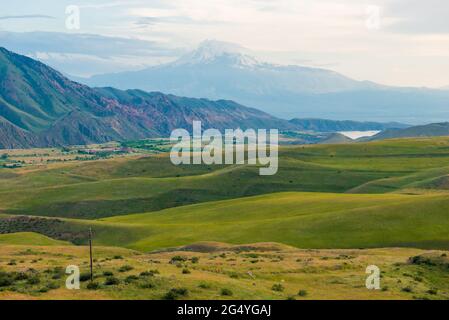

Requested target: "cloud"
[
  {"left": 384, "top": 0, "right": 449, "bottom": 34},
  {"left": 135, "top": 15, "right": 223, "bottom": 27},
  {"left": 0, "top": 31, "right": 183, "bottom": 77},
  {"left": 0, "top": 14, "right": 55, "bottom": 20},
  {"left": 0, "top": 31, "right": 180, "bottom": 57}
]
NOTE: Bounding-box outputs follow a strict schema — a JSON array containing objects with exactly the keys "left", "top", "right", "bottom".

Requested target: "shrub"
[
  {"left": 198, "top": 282, "right": 211, "bottom": 289},
  {"left": 0, "top": 273, "right": 14, "bottom": 287},
  {"left": 427, "top": 289, "right": 438, "bottom": 295},
  {"left": 402, "top": 286, "right": 413, "bottom": 293},
  {"left": 14, "top": 272, "right": 29, "bottom": 281},
  {"left": 38, "top": 287, "right": 49, "bottom": 293},
  {"left": 140, "top": 270, "right": 158, "bottom": 277},
  {"left": 191, "top": 257, "right": 200, "bottom": 264},
  {"left": 163, "top": 288, "right": 189, "bottom": 300},
  {"left": 26, "top": 276, "right": 40, "bottom": 285},
  {"left": 87, "top": 282, "right": 100, "bottom": 290},
  {"left": 182, "top": 268, "right": 191, "bottom": 274},
  {"left": 118, "top": 265, "right": 134, "bottom": 272},
  {"left": 125, "top": 275, "right": 139, "bottom": 283},
  {"left": 220, "top": 288, "right": 233, "bottom": 296},
  {"left": 272, "top": 284, "right": 284, "bottom": 292},
  {"left": 170, "top": 256, "right": 187, "bottom": 264},
  {"left": 53, "top": 267, "right": 64, "bottom": 275},
  {"left": 139, "top": 282, "right": 156, "bottom": 289},
  {"left": 79, "top": 273, "right": 91, "bottom": 282},
  {"left": 103, "top": 271, "right": 114, "bottom": 277},
  {"left": 104, "top": 277, "right": 120, "bottom": 286},
  {"left": 113, "top": 255, "right": 123, "bottom": 260},
  {"left": 46, "top": 282, "right": 60, "bottom": 290},
  {"left": 52, "top": 273, "right": 62, "bottom": 280},
  {"left": 298, "top": 290, "right": 308, "bottom": 297}
]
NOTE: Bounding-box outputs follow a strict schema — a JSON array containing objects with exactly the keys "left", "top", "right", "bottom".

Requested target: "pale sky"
[{"left": 1, "top": 0, "right": 449, "bottom": 87}]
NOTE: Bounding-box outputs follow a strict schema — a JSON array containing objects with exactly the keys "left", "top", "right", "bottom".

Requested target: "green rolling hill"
[
  {"left": 4, "top": 191, "right": 448, "bottom": 252},
  {"left": 1, "top": 137, "right": 449, "bottom": 251}
]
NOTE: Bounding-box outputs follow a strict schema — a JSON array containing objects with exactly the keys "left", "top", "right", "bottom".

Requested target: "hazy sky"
[{"left": 1, "top": 0, "right": 449, "bottom": 87}]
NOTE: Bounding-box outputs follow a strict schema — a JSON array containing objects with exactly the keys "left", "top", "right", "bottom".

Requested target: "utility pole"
[{"left": 89, "top": 227, "right": 93, "bottom": 282}]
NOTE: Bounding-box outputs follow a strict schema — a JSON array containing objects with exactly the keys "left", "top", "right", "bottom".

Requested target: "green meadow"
[{"left": 1, "top": 137, "right": 449, "bottom": 299}]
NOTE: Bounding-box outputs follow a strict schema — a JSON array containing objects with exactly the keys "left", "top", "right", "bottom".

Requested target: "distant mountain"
[
  {"left": 288, "top": 118, "right": 408, "bottom": 132},
  {"left": 369, "top": 122, "right": 449, "bottom": 141},
  {"left": 81, "top": 40, "right": 449, "bottom": 123},
  {"left": 0, "top": 47, "right": 291, "bottom": 149}
]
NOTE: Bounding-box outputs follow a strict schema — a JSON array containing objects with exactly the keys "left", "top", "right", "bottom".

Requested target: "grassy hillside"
[
  {"left": 0, "top": 232, "right": 70, "bottom": 246},
  {"left": 95, "top": 192, "right": 449, "bottom": 251},
  {"left": 4, "top": 191, "right": 447, "bottom": 252},
  {"left": 0, "top": 242, "right": 447, "bottom": 300},
  {"left": 1, "top": 137, "right": 449, "bottom": 252},
  {"left": 3, "top": 137, "right": 449, "bottom": 219},
  {"left": 1, "top": 137, "right": 449, "bottom": 300}
]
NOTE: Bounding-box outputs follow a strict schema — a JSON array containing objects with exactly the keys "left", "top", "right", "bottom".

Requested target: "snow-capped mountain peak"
[{"left": 172, "top": 40, "right": 260, "bottom": 68}]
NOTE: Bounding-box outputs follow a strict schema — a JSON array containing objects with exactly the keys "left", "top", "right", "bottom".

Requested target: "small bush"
[
  {"left": 53, "top": 267, "right": 64, "bottom": 275},
  {"left": 163, "top": 288, "right": 189, "bottom": 300},
  {"left": 125, "top": 275, "right": 139, "bottom": 283},
  {"left": 46, "top": 282, "right": 60, "bottom": 290},
  {"left": 140, "top": 270, "right": 158, "bottom": 277},
  {"left": 298, "top": 290, "right": 308, "bottom": 297},
  {"left": 87, "top": 282, "right": 100, "bottom": 290},
  {"left": 139, "top": 282, "right": 156, "bottom": 289},
  {"left": 103, "top": 271, "right": 114, "bottom": 277},
  {"left": 402, "top": 286, "right": 413, "bottom": 293},
  {"left": 170, "top": 256, "right": 187, "bottom": 264},
  {"left": 26, "top": 276, "right": 40, "bottom": 285},
  {"left": 38, "top": 287, "right": 49, "bottom": 293},
  {"left": 198, "top": 282, "right": 211, "bottom": 289},
  {"left": 113, "top": 255, "right": 123, "bottom": 260},
  {"left": 79, "top": 273, "right": 91, "bottom": 282},
  {"left": 427, "top": 289, "right": 438, "bottom": 295},
  {"left": 0, "top": 273, "right": 14, "bottom": 287},
  {"left": 182, "top": 268, "right": 191, "bottom": 274},
  {"left": 272, "top": 284, "right": 284, "bottom": 292},
  {"left": 104, "top": 277, "right": 120, "bottom": 286},
  {"left": 220, "top": 288, "right": 233, "bottom": 296},
  {"left": 191, "top": 257, "right": 200, "bottom": 264},
  {"left": 14, "top": 273, "right": 29, "bottom": 281},
  {"left": 118, "top": 265, "right": 134, "bottom": 272}
]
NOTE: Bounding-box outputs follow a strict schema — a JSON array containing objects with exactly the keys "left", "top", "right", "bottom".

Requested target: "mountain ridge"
[
  {"left": 368, "top": 122, "right": 449, "bottom": 141},
  {"left": 0, "top": 46, "right": 293, "bottom": 148}
]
